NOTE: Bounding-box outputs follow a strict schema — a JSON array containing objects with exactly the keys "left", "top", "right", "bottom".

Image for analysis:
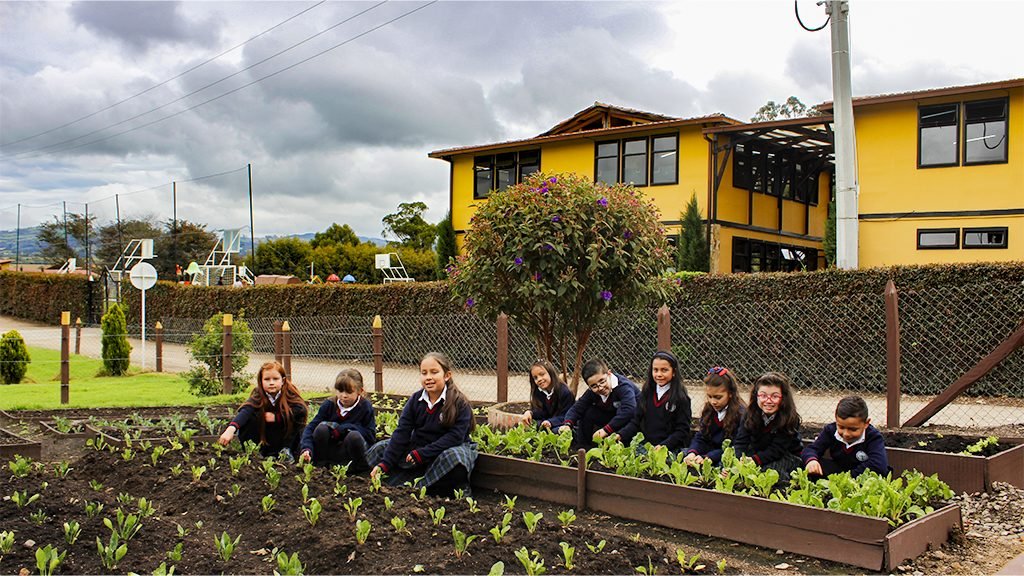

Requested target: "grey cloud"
[
  {"left": 785, "top": 38, "right": 832, "bottom": 95},
  {"left": 70, "top": 1, "right": 219, "bottom": 51}
]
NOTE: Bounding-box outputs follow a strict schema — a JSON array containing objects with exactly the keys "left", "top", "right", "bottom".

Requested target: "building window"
[
  {"left": 731, "top": 141, "right": 821, "bottom": 204},
  {"left": 733, "top": 143, "right": 750, "bottom": 189},
  {"left": 964, "top": 98, "right": 1008, "bottom": 165},
  {"left": 731, "top": 236, "right": 818, "bottom": 273},
  {"left": 473, "top": 149, "right": 542, "bottom": 199},
  {"left": 651, "top": 135, "right": 678, "bottom": 185},
  {"left": 919, "top": 103, "right": 959, "bottom": 168},
  {"left": 595, "top": 141, "right": 619, "bottom": 184},
  {"left": 917, "top": 228, "right": 959, "bottom": 249},
  {"left": 595, "top": 133, "right": 679, "bottom": 186},
  {"left": 963, "top": 227, "right": 1008, "bottom": 249}
]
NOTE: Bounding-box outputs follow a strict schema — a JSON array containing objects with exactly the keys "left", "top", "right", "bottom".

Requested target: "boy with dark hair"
[
  {"left": 802, "top": 395, "right": 888, "bottom": 477},
  {"left": 558, "top": 358, "right": 641, "bottom": 449}
]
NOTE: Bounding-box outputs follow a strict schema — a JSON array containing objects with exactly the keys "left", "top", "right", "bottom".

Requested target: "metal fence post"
[
  {"left": 155, "top": 321, "right": 163, "bottom": 373},
  {"left": 497, "top": 312, "right": 509, "bottom": 403},
  {"left": 74, "top": 317, "right": 82, "bottom": 355},
  {"left": 657, "top": 305, "right": 671, "bottom": 352},
  {"left": 282, "top": 320, "right": 292, "bottom": 382},
  {"left": 222, "top": 314, "right": 233, "bottom": 394},
  {"left": 274, "top": 320, "right": 284, "bottom": 365},
  {"left": 373, "top": 315, "right": 383, "bottom": 394},
  {"left": 885, "top": 279, "right": 901, "bottom": 428},
  {"left": 61, "top": 311, "right": 70, "bottom": 404}
]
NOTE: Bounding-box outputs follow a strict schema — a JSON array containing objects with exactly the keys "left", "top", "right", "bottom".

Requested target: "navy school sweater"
[
  {"left": 378, "top": 388, "right": 473, "bottom": 474},
  {"left": 686, "top": 405, "right": 746, "bottom": 464},
  {"left": 230, "top": 398, "right": 308, "bottom": 452},
  {"left": 531, "top": 384, "right": 575, "bottom": 428},
  {"left": 801, "top": 422, "right": 889, "bottom": 477},
  {"left": 732, "top": 415, "right": 802, "bottom": 466},
  {"left": 299, "top": 397, "right": 377, "bottom": 454},
  {"left": 562, "top": 374, "right": 641, "bottom": 435},
  {"left": 617, "top": 387, "right": 693, "bottom": 451}
]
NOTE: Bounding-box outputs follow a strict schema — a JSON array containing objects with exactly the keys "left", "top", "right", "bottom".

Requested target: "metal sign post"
[{"left": 129, "top": 262, "right": 158, "bottom": 370}]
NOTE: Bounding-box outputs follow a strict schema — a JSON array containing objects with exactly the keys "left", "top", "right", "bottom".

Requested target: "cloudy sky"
[{"left": 0, "top": 0, "right": 1021, "bottom": 241}]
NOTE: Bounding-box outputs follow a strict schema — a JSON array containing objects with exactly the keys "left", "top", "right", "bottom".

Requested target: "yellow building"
[{"left": 819, "top": 78, "right": 1023, "bottom": 266}]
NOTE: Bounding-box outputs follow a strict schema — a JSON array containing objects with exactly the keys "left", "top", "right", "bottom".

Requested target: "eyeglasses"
[
  {"left": 756, "top": 392, "right": 782, "bottom": 402},
  {"left": 708, "top": 366, "right": 729, "bottom": 376},
  {"left": 588, "top": 377, "right": 609, "bottom": 390}
]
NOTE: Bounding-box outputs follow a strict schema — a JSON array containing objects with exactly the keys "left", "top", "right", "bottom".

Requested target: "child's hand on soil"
[
  {"left": 805, "top": 460, "right": 822, "bottom": 475},
  {"left": 593, "top": 429, "right": 609, "bottom": 441},
  {"left": 299, "top": 450, "right": 312, "bottom": 463},
  {"left": 217, "top": 427, "right": 235, "bottom": 446},
  {"left": 370, "top": 466, "right": 383, "bottom": 480},
  {"left": 683, "top": 453, "right": 703, "bottom": 467},
  {"left": 540, "top": 420, "right": 552, "bottom": 430},
  {"left": 520, "top": 411, "right": 532, "bottom": 425}
]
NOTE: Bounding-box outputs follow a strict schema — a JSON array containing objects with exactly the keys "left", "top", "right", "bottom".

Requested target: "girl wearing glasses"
[
  {"left": 683, "top": 366, "right": 745, "bottom": 466},
  {"left": 520, "top": 359, "right": 575, "bottom": 430},
  {"left": 733, "top": 372, "right": 802, "bottom": 477},
  {"left": 616, "top": 351, "right": 692, "bottom": 452}
]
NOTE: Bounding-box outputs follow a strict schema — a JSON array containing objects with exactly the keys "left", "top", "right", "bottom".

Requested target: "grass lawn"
[{"left": 1, "top": 346, "right": 248, "bottom": 410}]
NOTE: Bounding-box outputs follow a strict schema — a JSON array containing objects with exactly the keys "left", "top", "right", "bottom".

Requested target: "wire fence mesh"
[{"left": 3, "top": 280, "right": 1022, "bottom": 428}]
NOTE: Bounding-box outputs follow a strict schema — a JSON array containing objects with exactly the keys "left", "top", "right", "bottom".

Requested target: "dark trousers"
[
  {"left": 311, "top": 423, "right": 369, "bottom": 472},
  {"left": 572, "top": 410, "right": 613, "bottom": 450}
]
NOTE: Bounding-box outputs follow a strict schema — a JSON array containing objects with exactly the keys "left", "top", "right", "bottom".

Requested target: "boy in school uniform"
[
  {"left": 802, "top": 395, "right": 888, "bottom": 478},
  {"left": 558, "top": 358, "right": 640, "bottom": 449}
]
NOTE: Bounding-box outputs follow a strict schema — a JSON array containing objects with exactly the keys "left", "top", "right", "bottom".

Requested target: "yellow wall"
[{"left": 855, "top": 86, "right": 1023, "bottom": 266}]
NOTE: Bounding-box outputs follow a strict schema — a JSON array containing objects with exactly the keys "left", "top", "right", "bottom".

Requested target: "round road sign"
[{"left": 129, "top": 262, "right": 158, "bottom": 290}]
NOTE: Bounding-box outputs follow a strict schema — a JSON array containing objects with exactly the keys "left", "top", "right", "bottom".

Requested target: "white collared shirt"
[
  {"left": 655, "top": 383, "right": 670, "bottom": 401},
  {"left": 834, "top": 428, "right": 866, "bottom": 449},
  {"left": 541, "top": 388, "right": 555, "bottom": 400},
  {"left": 420, "top": 385, "right": 448, "bottom": 410},
  {"left": 762, "top": 412, "right": 777, "bottom": 426},
  {"left": 598, "top": 373, "right": 619, "bottom": 403},
  {"left": 338, "top": 396, "right": 359, "bottom": 417},
  {"left": 716, "top": 407, "right": 728, "bottom": 421},
  {"left": 267, "top": 391, "right": 281, "bottom": 406}
]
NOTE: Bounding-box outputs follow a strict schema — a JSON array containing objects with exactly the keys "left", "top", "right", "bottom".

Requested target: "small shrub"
[
  {"left": 0, "top": 330, "right": 30, "bottom": 384},
  {"left": 185, "top": 312, "right": 253, "bottom": 396},
  {"left": 101, "top": 304, "right": 132, "bottom": 376}
]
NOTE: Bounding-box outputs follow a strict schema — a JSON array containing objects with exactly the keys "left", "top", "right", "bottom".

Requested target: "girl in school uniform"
[
  {"left": 616, "top": 351, "right": 692, "bottom": 452},
  {"left": 298, "top": 368, "right": 376, "bottom": 471},
  {"left": 558, "top": 358, "right": 640, "bottom": 449},
  {"left": 733, "top": 372, "right": 803, "bottom": 476},
  {"left": 368, "top": 352, "right": 477, "bottom": 496},
  {"left": 520, "top": 359, "right": 575, "bottom": 430},
  {"left": 218, "top": 361, "right": 308, "bottom": 460},
  {"left": 684, "top": 366, "right": 746, "bottom": 466}
]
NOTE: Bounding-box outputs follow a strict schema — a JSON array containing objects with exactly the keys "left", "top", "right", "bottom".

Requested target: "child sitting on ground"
[
  {"left": 733, "top": 372, "right": 802, "bottom": 477},
  {"left": 520, "top": 359, "right": 575, "bottom": 429},
  {"left": 558, "top": 358, "right": 640, "bottom": 449},
  {"left": 684, "top": 366, "right": 745, "bottom": 466},
  {"left": 802, "top": 395, "right": 888, "bottom": 477},
  {"left": 218, "top": 361, "right": 308, "bottom": 460},
  {"left": 299, "top": 368, "right": 376, "bottom": 471},
  {"left": 615, "top": 351, "right": 692, "bottom": 452}
]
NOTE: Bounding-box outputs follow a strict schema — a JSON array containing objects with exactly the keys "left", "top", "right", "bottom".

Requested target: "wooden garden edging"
[
  {"left": 85, "top": 424, "right": 218, "bottom": 448},
  {"left": 38, "top": 420, "right": 98, "bottom": 440},
  {"left": 0, "top": 427, "right": 42, "bottom": 459},
  {"left": 888, "top": 442, "right": 1024, "bottom": 494},
  {"left": 472, "top": 453, "right": 962, "bottom": 571}
]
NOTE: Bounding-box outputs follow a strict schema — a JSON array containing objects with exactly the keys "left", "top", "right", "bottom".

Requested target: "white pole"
[
  {"left": 141, "top": 287, "right": 147, "bottom": 371},
  {"left": 828, "top": 0, "right": 859, "bottom": 269}
]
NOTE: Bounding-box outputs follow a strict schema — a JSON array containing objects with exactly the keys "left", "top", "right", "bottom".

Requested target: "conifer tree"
[
  {"left": 101, "top": 304, "right": 132, "bottom": 376},
  {"left": 677, "top": 194, "right": 709, "bottom": 272},
  {"left": 435, "top": 210, "right": 457, "bottom": 279}
]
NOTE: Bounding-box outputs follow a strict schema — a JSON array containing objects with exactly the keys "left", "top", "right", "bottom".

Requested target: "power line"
[
  {"left": 0, "top": 1, "right": 327, "bottom": 150},
  {"left": 2, "top": 1, "right": 391, "bottom": 160}
]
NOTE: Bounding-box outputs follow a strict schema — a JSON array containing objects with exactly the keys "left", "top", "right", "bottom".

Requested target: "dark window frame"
[
  {"left": 731, "top": 235, "right": 819, "bottom": 273},
  {"left": 593, "top": 132, "right": 680, "bottom": 187},
  {"left": 962, "top": 226, "right": 1008, "bottom": 249},
  {"left": 595, "top": 140, "right": 620, "bottom": 185},
  {"left": 916, "top": 228, "right": 960, "bottom": 250},
  {"left": 622, "top": 137, "right": 648, "bottom": 186},
  {"left": 963, "top": 97, "right": 1009, "bottom": 166},
  {"left": 473, "top": 149, "right": 542, "bottom": 199},
  {"left": 918, "top": 103, "right": 960, "bottom": 169},
  {"left": 650, "top": 134, "right": 680, "bottom": 186},
  {"left": 731, "top": 140, "right": 822, "bottom": 205}
]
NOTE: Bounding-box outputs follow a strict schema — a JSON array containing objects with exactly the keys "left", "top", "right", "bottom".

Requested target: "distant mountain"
[{"left": 0, "top": 226, "right": 386, "bottom": 259}]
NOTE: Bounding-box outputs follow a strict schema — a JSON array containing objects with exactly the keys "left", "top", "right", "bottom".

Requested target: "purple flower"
[
  {"left": 597, "top": 197, "right": 608, "bottom": 207},
  {"left": 549, "top": 176, "right": 557, "bottom": 184},
  {"left": 551, "top": 215, "right": 561, "bottom": 223},
  {"left": 534, "top": 272, "right": 542, "bottom": 281},
  {"left": 623, "top": 230, "right": 633, "bottom": 240},
  {"left": 543, "top": 243, "right": 554, "bottom": 251},
  {"left": 465, "top": 298, "right": 475, "bottom": 308},
  {"left": 600, "top": 290, "right": 613, "bottom": 302},
  {"left": 514, "top": 257, "right": 523, "bottom": 266},
  {"left": 539, "top": 186, "right": 549, "bottom": 195}
]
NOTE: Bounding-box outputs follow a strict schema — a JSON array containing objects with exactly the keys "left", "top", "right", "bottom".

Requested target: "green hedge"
[{"left": 0, "top": 271, "right": 104, "bottom": 324}]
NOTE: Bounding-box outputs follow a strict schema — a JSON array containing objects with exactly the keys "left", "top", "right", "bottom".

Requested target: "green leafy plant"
[
  {"left": 466, "top": 497, "right": 481, "bottom": 514},
  {"left": 228, "top": 483, "right": 241, "bottom": 499},
  {"left": 635, "top": 556, "right": 657, "bottom": 575},
  {"left": 451, "top": 525, "right": 478, "bottom": 559},
  {"left": 391, "top": 516, "right": 411, "bottom": 535},
  {"left": 100, "top": 303, "right": 132, "bottom": 376},
  {"left": 63, "top": 520, "right": 82, "bottom": 544},
  {"left": 275, "top": 551, "right": 305, "bottom": 575},
  {"left": 344, "top": 497, "right": 363, "bottom": 522},
  {"left": 29, "top": 509, "right": 50, "bottom": 525},
  {"left": 676, "top": 549, "right": 702, "bottom": 572},
  {"left": 522, "top": 511, "right": 543, "bottom": 534},
  {"left": 961, "top": 436, "right": 998, "bottom": 455},
  {"left": 116, "top": 491, "right": 135, "bottom": 506},
  {"left": 52, "top": 461, "right": 72, "bottom": 479},
  {"left": 514, "top": 547, "right": 547, "bottom": 576},
  {"left": 11, "top": 489, "right": 40, "bottom": 508},
  {"left": 488, "top": 561, "right": 505, "bottom": 576},
  {"left": 261, "top": 494, "right": 277, "bottom": 514},
  {"left": 35, "top": 544, "right": 66, "bottom": 576},
  {"left": 8, "top": 454, "right": 32, "bottom": 477},
  {"left": 330, "top": 463, "right": 349, "bottom": 482},
  {"left": 170, "top": 464, "right": 183, "bottom": 477},
  {"left": 557, "top": 509, "right": 576, "bottom": 528},
  {"left": 96, "top": 533, "right": 128, "bottom": 570},
  {"left": 85, "top": 500, "right": 104, "bottom": 518},
  {"left": 191, "top": 465, "right": 207, "bottom": 482},
  {"left": 0, "top": 530, "right": 13, "bottom": 557},
  {"left": 265, "top": 467, "right": 282, "bottom": 490},
  {"left": 717, "top": 559, "right": 728, "bottom": 574},
  {"left": 559, "top": 542, "right": 576, "bottom": 570},
  {"left": 185, "top": 312, "right": 253, "bottom": 396},
  {"left": 214, "top": 531, "right": 241, "bottom": 562},
  {"left": 167, "top": 542, "right": 183, "bottom": 562},
  {"left": 430, "top": 506, "right": 446, "bottom": 526},
  {"left": 369, "top": 472, "right": 383, "bottom": 493},
  {"left": 383, "top": 496, "right": 394, "bottom": 511},
  {"left": 153, "top": 561, "right": 176, "bottom": 576},
  {"left": 0, "top": 329, "right": 31, "bottom": 384},
  {"left": 355, "top": 519, "right": 371, "bottom": 545},
  {"left": 150, "top": 446, "right": 168, "bottom": 467},
  {"left": 501, "top": 495, "right": 518, "bottom": 512},
  {"left": 104, "top": 508, "right": 143, "bottom": 541},
  {"left": 302, "top": 498, "right": 322, "bottom": 527},
  {"left": 585, "top": 540, "right": 606, "bottom": 554},
  {"left": 137, "top": 497, "right": 156, "bottom": 517}
]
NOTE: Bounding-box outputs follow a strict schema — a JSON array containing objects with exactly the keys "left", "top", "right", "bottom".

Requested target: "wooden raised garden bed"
[
  {"left": 0, "top": 427, "right": 42, "bottom": 459},
  {"left": 39, "top": 419, "right": 98, "bottom": 439},
  {"left": 472, "top": 453, "right": 962, "bottom": 572},
  {"left": 888, "top": 441, "right": 1024, "bottom": 494},
  {"left": 86, "top": 424, "right": 219, "bottom": 448}
]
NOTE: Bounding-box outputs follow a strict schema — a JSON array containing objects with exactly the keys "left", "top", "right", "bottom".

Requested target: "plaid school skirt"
[{"left": 366, "top": 440, "right": 478, "bottom": 489}]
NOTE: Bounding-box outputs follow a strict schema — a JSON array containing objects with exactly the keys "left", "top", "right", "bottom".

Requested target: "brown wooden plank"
[
  {"left": 471, "top": 454, "right": 577, "bottom": 506},
  {"left": 885, "top": 279, "right": 902, "bottom": 428},
  {"left": 887, "top": 448, "right": 987, "bottom": 494},
  {"left": 904, "top": 320, "right": 1024, "bottom": 427},
  {"left": 0, "top": 427, "right": 42, "bottom": 459},
  {"left": 586, "top": 471, "right": 888, "bottom": 571},
  {"left": 885, "top": 503, "right": 962, "bottom": 571},
  {"left": 986, "top": 443, "right": 1024, "bottom": 490}
]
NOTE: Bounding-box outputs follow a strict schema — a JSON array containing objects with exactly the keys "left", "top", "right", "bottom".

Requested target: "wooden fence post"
[
  {"left": 274, "top": 320, "right": 284, "bottom": 365},
  {"left": 155, "top": 321, "right": 163, "bottom": 373},
  {"left": 657, "top": 305, "right": 671, "bottom": 352},
  {"left": 496, "top": 312, "right": 509, "bottom": 403},
  {"left": 373, "top": 315, "right": 383, "bottom": 394},
  {"left": 577, "top": 448, "right": 587, "bottom": 511},
  {"left": 885, "top": 279, "right": 901, "bottom": 428},
  {"left": 222, "top": 314, "right": 233, "bottom": 394},
  {"left": 61, "top": 311, "right": 70, "bottom": 404},
  {"left": 282, "top": 320, "right": 292, "bottom": 382},
  {"left": 74, "top": 317, "right": 82, "bottom": 355}
]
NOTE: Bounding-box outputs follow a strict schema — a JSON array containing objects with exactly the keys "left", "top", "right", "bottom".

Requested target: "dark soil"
[
  {"left": 0, "top": 427, "right": 33, "bottom": 446},
  {"left": 799, "top": 425, "right": 1020, "bottom": 456}
]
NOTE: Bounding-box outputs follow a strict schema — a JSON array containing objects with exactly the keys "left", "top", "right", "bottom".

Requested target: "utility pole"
[{"left": 827, "top": 1, "right": 859, "bottom": 269}]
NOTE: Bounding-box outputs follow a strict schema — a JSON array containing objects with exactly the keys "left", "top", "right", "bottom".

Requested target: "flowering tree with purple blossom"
[{"left": 450, "top": 172, "right": 671, "bottom": 392}]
